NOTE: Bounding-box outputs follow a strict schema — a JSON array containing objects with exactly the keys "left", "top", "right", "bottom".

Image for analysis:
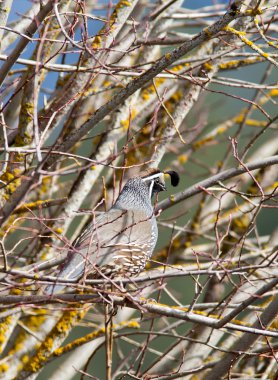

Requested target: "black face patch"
[{"left": 152, "top": 178, "right": 166, "bottom": 195}]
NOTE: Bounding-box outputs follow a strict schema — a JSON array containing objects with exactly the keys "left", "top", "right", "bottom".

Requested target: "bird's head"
[
  {"left": 114, "top": 168, "right": 179, "bottom": 212},
  {"left": 140, "top": 168, "right": 180, "bottom": 198}
]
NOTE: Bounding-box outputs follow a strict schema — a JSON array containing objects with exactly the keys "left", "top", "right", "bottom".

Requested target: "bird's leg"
[
  {"left": 97, "top": 289, "right": 114, "bottom": 306},
  {"left": 118, "top": 278, "right": 127, "bottom": 293}
]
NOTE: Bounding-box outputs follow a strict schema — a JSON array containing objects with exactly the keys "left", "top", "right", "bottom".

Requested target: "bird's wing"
[{"left": 50, "top": 209, "right": 154, "bottom": 285}]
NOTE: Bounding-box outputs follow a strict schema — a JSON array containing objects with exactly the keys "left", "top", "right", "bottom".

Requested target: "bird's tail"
[{"left": 44, "top": 254, "right": 85, "bottom": 295}]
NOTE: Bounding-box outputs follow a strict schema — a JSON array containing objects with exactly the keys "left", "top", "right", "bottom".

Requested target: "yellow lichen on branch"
[
  {"left": 54, "top": 318, "right": 140, "bottom": 357},
  {"left": 224, "top": 26, "right": 278, "bottom": 68},
  {"left": 21, "top": 306, "right": 87, "bottom": 375}
]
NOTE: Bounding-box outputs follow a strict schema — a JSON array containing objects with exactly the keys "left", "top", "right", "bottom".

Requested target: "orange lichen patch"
[
  {"left": 107, "top": 0, "right": 134, "bottom": 33},
  {"left": 145, "top": 299, "right": 262, "bottom": 329},
  {"left": 219, "top": 60, "right": 239, "bottom": 70},
  {"left": 38, "top": 176, "right": 52, "bottom": 196},
  {"left": 0, "top": 315, "right": 14, "bottom": 353},
  {"left": 0, "top": 167, "right": 23, "bottom": 201},
  {"left": 81, "top": 87, "right": 97, "bottom": 98},
  {"left": 14, "top": 199, "right": 63, "bottom": 215},
  {"left": 92, "top": 35, "right": 102, "bottom": 50},
  {"left": 141, "top": 125, "right": 152, "bottom": 135},
  {"left": 141, "top": 87, "right": 153, "bottom": 101},
  {"left": 171, "top": 90, "right": 183, "bottom": 102},
  {"left": 203, "top": 62, "right": 213, "bottom": 71},
  {"left": 170, "top": 194, "right": 176, "bottom": 203},
  {"left": 193, "top": 135, "right": 214, "bottom": 149},
  {"left": 233, "top": 114, "right": 267, "bottom": 127},
  {"left": 23, "top": 307, "right": 86, "bottom": 373},
  {"left": 216, "top": 126, "right": 226, "bottom": 134},
  {"left": 233, "top": 112, "right": 245, "bottom": 124},
  {"left": 192, "top": 124, "right": 228, "bottom": 150},
  {"left": 245, "top": 7, "right": 263, "bottom": 16},
  {"left": 54, "top": 319, "right": 140, "bottom": 357},
  {"left": 225, "top": 26, "right": 272, "bottom": 62},
  {"left": 51, "top": 227, "right": 62, "bottom": 236},
  {"left": 0, "top": 363, "right": 9, "bottom": 373},
  {"left": 117, "top": 0, "right": 132, "bottom": 7},
  {"left": 10, "top": 288, "right": 22, "bottom": 295},
  {"left": 270, "top": 316, "right": 278, "bottom": 329},
  {"left": 109, "top": 0, "right": 132, "bottom": 26},
  {"left": 141, "top": 76, "right": 166, "bottom": 101},
  {"left": 7, "top": 310, "right": 47, "bottom": 360},
  {"left": 224, "top": 26, "right": 246, "bottom": 36},
  {"left": 191, "top": 222, "right": 200, "bottom": 230},
  {"left": 21, "top": 354, "right": 30, "bottom": 365},
  {"left": 17, "top": 101, "right": 34, "bottom": 143},
  {"left": 232, "top": 215, "right": 251, "bottom": 230},
  {"left": 39, "top": 248, "right": 52, "bottom": 262},
  {"left": 130, "top": 108, "right": 137, "bottom": 119},
  {"left": 120, "top": 109, "right": 137, "bottom": 131},
  {"left": 154, "top": 77, "right": 165, "bottom": 87},
  {"left": 219, "top": 57, "right": 262, "bottom": 70},
  {"left": 0, "top": 98, "right": 37, "bottom": 201},
  {"left": 269, "top": 89, "right": 278, "bottom": 97},
  {"left": 260, "top": 52, "right": 269, "bottom": 58},
  {"left": 120, "top": 119, "right": 130, "bottom": 131},
  {"left": 178, "top": 154, "right": 188, "bottom": 164},
  {"left": 171, "top": 64, "right": 184, "bottom": 72},
  {"left": 172, "top": 239, "right": 182, "bottom": 250},
  {"left": 257, "top": 88, "right": 278, "bottom": 107}
]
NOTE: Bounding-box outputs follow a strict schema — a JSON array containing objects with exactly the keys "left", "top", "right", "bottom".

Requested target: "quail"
[{"left": 45, "top": 168, "right": 179, "bottom": 294}]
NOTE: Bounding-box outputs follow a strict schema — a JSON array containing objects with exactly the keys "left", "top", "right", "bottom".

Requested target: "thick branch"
[
  {"left": 205, "top": 294, "right": 278, "bottom": 379},
  {"left": 157, "top": 154, "right": 278, "bottom": 211},
  {"left": 45, "top": 4, "right": 242, "bottom": 167},
  {"left": 0, "top": 0, "right": 55, "bottom": 87},
  {"left": 0, "top": 294, "right": 278, "bottom": 339}
]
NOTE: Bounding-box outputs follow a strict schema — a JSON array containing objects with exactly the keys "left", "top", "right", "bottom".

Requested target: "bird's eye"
[{"left": 154, "top": 178, "right": 161, "bottom": 187}]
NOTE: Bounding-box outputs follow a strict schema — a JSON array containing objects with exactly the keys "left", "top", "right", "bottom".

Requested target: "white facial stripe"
[
  {"left": 149, "top": 180, "right": 154, "bottom": 198},
  {"left": 142, "top": 172, "right": 163, "bottom": 182}
]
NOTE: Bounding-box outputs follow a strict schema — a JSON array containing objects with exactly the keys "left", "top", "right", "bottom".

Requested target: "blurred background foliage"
[{"left": 0, "top": 0, "right": 277, "bottom": 379}]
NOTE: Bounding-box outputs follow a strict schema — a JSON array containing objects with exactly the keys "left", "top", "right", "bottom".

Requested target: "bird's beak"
[{"left": 159, "top": 179, "right": 167, "bottom": 192}]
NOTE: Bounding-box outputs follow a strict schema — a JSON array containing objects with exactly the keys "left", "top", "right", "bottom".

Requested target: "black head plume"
[{"left": 164, "top": 170, "right": 180, "bottom": 187}]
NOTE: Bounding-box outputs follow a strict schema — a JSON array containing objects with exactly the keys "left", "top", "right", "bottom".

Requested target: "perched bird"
[{"left": 45, "top": 168, "right": 179, "bottom": 294}]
